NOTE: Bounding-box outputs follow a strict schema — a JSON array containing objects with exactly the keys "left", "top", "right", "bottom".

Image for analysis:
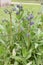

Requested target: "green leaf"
[{"left": 22, "top": 47, "right": 28, "bottom": 58}]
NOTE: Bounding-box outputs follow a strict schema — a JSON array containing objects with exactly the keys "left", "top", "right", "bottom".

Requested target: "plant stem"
[
  {"left": 9, "top": 12, "right": 12, "bottom": 45},
  {"left": 28, "top": 21, "right": 31, "bottom": 50}
]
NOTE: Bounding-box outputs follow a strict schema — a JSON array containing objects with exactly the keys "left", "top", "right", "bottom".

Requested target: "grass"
[
  {"left": 0, "top": 4, "right": 41, "bottom": 23},
  {"left": 12, "top": 0, "right": 40, "bottom": 3}
]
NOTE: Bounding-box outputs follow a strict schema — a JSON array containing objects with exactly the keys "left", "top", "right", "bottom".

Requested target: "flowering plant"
[{"left": 0, "top": 4, "right": 43, "bottom": 65}]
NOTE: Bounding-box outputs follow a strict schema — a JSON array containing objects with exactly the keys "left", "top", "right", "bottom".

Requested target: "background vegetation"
[{"left": 12, "top": 0, "right": 40, "bottom": 3}]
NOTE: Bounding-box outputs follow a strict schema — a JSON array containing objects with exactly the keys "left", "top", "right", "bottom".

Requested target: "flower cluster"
[
  {"left": 13, "top": 4, "right": 23, "bottom": 15},
  {"left": 0, "top": 4, "right": 43, "bottom": 65},
  {"left": 27, "top": 13, "right": 34, "bottom": 20}
]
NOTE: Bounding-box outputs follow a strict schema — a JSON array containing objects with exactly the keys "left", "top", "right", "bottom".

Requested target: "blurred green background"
[{"left": 12, "top": 0, "right": 40, "bottom": 3}]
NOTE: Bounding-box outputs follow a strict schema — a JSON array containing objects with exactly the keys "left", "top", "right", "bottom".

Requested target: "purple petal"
[
  {"left": 27, "top": 16, "right": 31, "bottom": 20},
  {"left": 16, "top": 11, "right": 20, "bottom": 15},
  {"left": 13, "top": 7, "right": 16, "bottom": 11},
  {"left": 16, "top": 4, "right": 20, "bottom": 8},
  {"left": 29, "top": 14, "right": 34, "bottom": 19},
  {"left": 30, "top": 21, "right": 34, "bottom": 25}
]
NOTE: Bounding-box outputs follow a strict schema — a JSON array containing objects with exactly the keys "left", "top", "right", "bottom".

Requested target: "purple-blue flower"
[
  {"left": 13, "top": 7, "right": 16, "bottom": 11},
  {"left": 16, "top": 4, "right": 20, "bottom": 8},
  {"left": 16, "top": 4, "right": 23, "bottom": 11},
  {"left": 16, "top": 11, "right": 20, "bottom": 15},
  {"left": 16, "top": 4, "right": 23, "bottom": 9},
  {"left": 29, "top": 13, "right": 34, "bottom": 19},
  {"left": 27, "top": 13, "right": 34, "bottom": 20},
  {"left": 27, "top": 16, "right": 31, "bottom": 20},
  {"left": 30, "top": 21, "right": 34, "bottom": 25}
]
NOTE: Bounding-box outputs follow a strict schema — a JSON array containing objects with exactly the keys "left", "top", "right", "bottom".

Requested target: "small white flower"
[
  {"left": 12, "top": 48, "right": 16, "bottom": 57},
  {"left": 26, "top": 61, "right": 32, "bottom": 65}
]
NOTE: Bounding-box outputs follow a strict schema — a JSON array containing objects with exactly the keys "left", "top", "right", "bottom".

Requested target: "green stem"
[
  {"left": 34, "top": 54, "right": 37, "bottom": 65},
  {"left": 28, "top": 21, "right": 31, "bottom": 50},
  {"left": 9, "top": 12, "right": 12, "bottom": 45}
]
